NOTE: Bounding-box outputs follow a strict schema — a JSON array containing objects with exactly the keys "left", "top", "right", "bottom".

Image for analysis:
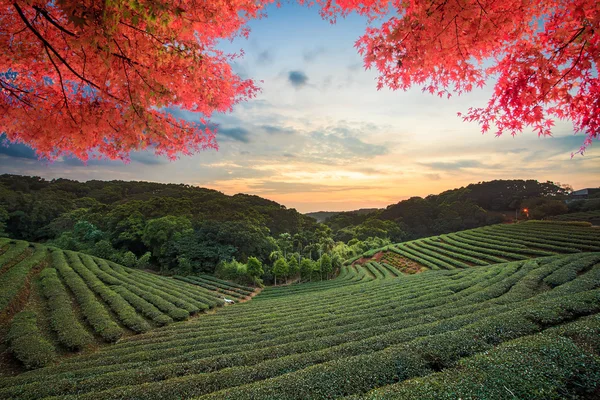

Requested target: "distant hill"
[{"left": 305, "top": 208, "right": 380, "bottom": 223}]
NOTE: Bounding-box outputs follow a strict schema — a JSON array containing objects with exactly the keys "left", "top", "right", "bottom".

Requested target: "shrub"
[
  {"left": 39, "top": 267, "right": 93, "bottom": 350},
  {"left": 7, "top": 311, "right": 55, "bottom": 369}
]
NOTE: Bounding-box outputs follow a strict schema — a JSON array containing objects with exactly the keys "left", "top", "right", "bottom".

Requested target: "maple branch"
[
  {"left": 0, "top": 79, "right": 34, "bottom": 107},
  {"left": 552, "top": 27, "right": 586, "bottom": 58},
  {"left": 454, "top": 16, "right": 465, "bottom": 60},
  {"left": 474, "top": 0, "right": 499, "bottom": 29},
  {"left": 44, "top": 46, "right": 77, "bottom": 124},
  {"left": 13, "top": 3, "right": 100, "bottom": 90},
  {"left": 13, "top": 2, "right": 125, "bottom": 105},
  {"left": 32, "top": 5, "right": 77, "bottom": 37},
  {"left": 540, "top": 40, "right": 587, "bottom": 102}
]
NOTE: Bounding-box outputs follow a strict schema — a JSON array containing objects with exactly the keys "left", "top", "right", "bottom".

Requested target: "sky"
[{"left": 1, "top": 3, "right": 599, "bottom": 213}]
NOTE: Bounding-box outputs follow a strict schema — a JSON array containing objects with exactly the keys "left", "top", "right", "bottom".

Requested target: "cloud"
[
  {"left": 256, "top": 50, "right": 273, "bottom": 65},
  {"left": 0, "top": 136, "right": 38, "bottom": 159},
  {"left": 347, "top": 62, "right": 362, "bottom": 71},
  {"left": 420, "top": 159, "right": 498, "bottom": 171},
  {"left": 309, "top": 130, "right": 388, "bottom": 162},
  {"left": 303, "top": 47, "right": 326, "bottom": 63},
  {"left": 262, "top": 125, "right": 295, "bottom": 135},
  {"left": 130, "top": 151, "right": 169, "bottom": 165},
  {"left": 288, "top": 71, "right": 309, "bottom": 88},
  {"left": 62, "top": 157, "right": 120, "bottom": 167},
  {"left": 283, "top": 153, "right": 296, "bottom": 158},
  {"left": 249, "top": 181, "right": 375, "bottom": 194},
  {"left": 425, "top": 173, "right": 442, "bottom": 181},
  {"left": 218, "top": 127, "right": 251, "bottom": 143}
]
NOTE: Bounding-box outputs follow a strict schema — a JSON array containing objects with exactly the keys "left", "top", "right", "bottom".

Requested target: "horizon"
[
  {"left": 2, "top": 2, "right": 599, "bottom": 212},
  {"left": 1, "top": 172, "right": 596, "bottom": 214}
]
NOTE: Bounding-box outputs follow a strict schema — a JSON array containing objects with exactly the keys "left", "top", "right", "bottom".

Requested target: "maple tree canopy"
[{"left": 1, "top": 0, "right": 598, "bottom": 161}]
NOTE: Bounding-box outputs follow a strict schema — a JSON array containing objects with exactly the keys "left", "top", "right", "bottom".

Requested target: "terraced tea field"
[
  {"left": 0, "top": 251, "right": 598, "bottom": 399},
  {"left": 0, "top": 239, "right": 255, "bottom": 371},
  {"left": 367, "top": 221, "right": 600, "bottom": 271},
  {"left": 0, "top": 221, "right": 599, "bottom": 399}
]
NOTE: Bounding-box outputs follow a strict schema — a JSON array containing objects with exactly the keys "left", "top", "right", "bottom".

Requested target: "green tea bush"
[
  {"left": 53, "top": 251, "right": 123, "bottom": 342},
  {"left": 39, "top": 267, "right": 93, "bottom": 350},
  {"left": 7, "top": 311, "right": 55, "bottom": 369}
]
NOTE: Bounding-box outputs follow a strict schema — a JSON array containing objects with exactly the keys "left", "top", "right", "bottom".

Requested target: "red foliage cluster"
[
  {"left": 314, "top": 0, "right": 599, "bottom": 154},
  {"left": 2, "top": 1, "right": 598, "bottom": 161},
  {"left": 1, "top": 1, "right": 266, "bottom": 161}
]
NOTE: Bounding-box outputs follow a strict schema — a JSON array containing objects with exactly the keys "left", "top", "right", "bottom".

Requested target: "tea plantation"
[
  {"left": 0, "top": 239, "right": 255, "bottom": 371},
  {"left": 0, "top": 221, "right": 599, "bottom": 399}
]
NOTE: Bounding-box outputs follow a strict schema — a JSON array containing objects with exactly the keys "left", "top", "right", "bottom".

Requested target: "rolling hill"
[
  {"left": 355, "top": 221, "right": 600, "bottom": 272},
  {"left": 0, "top": 220, "right": 599, "bottom": 398},
  {"left": 0, "top": 239, "right": 255, "bottom": 371}
]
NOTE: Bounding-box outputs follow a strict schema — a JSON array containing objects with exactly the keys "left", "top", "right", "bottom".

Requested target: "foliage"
[
  {"left": 319, "top": 253, "right": 333, "bottom": 279},
  {"left": 272, "top": 258, "right": 289, "bottom": 285},
  {"left": 246, "top": 256, "right": 264, "bottom": 282},
  {"left": 327, "top": 179, "right": 569, "bottom": 242},
  {"left": 521, "top": 197, "right": 569, "bottom": 219},
  {"left": 3, "top": 252, "right": 599, "bottom": 398},
  {"left": 215, "top": 259, "right": 249, "bottom": 284},
  {"left": 7, "top": 311, "right": 56, "bottom": 369},
  {"left": 300, "top": 258, "right": 314, "bottom": 280},
  {"left": 122, "top": 251, "right": 137, "bottom": 268},
  {"left": 0, "top": 175, "right": 320, "bottom": 275},
  {"left": 0, "top": 0, "right": 264, "bottom": 161},
  {"left": 317, "top": 0, "right": 600, "bottom": 152}
]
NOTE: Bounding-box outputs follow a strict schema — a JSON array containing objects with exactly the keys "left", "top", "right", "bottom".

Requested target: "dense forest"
[
  {"left": 323, "top": 180, "right": 583, "bottom": 242},
  {"left": 0, "top": 175, "right": 590, "bottom": 283}
]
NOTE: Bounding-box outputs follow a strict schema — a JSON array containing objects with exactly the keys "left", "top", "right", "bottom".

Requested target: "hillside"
[
  {"left": 0, "top": 250, "right": 598, "bottom": 398},
  {"left": 305, "top": 208, "right": 380, "bottom": 223},
  {"left": 325, "top": 179, "right": 575, "bottom": 242},
  {"left": 0, "top": 174, "right": 319, "bottom": 276},
  {"left": 0, "top": 221, "right": 599, "bottom": 398},
  {"left": 355, "top": 221, "right": 600, "bottom": 272},
  {"left": 0, "top": 239, "right": 255, "bottom": 372}
]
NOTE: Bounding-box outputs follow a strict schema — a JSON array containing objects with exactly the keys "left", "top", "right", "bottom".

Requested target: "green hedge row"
[
  {"left": 406, "top": 242, "right": 471, "bottom": 269},
  {"left": 125, "top": 272, "right": 211, "bottom": 311},
  {"left": 446, "top": 233, "right": 530, "bottom": 260},
  {"left": 70, "top": 253, "right": 151, "bottom": 333},
  {"left": 199, "top": 274, "right": 255, "bottom": 292},
  {"left": 111, "top": 285, "right": 173, "bottom": 326},
  {"left": 364, "top": 262, "right": 385, "bottom": 279},
  {"left": 177, "top": 276, "right": 245, "bottom": 300},
  {"left": 0, "top": 245, "right": 47, "bottom": 312},
  {"left": 401, "top": 244, "right": 456, "bottom": 270},
  {"left": 188, "top": 275, "right": 250, "bottom": 297},
  {"left": 131, "top": 271, "right": 222, "bottom": 307},
  {"left": 3, "top": 255, "right": 598, "bottom": 399},
  {"left": 7, "top": 311, "right": 56, "bottom": 369},
  {"left": 371, "top": 261, "right": 399, "bottom": 278},
  {"left": 92, "top": 263, "right": 199, "bottom": 321},
  {"left": 353, "top": 333, "right": 600, "bottom": 399},
  {"left": 420, "top": 239, "right": 489, "bottom": 266},
  {"left": 0, "top": 240, "right": 30, "bottom": 272},
  {"left": 431, "top": 237, "right": 506, "bottom": 263},
  {"left": 389, "top": 246, "right": 439, "bottom": 270},
  {"left": 52, "top": 251, "right": 123, "bottom": 342},
  {"left": 473, "top": 228, "right": 582, "bottom": 253},
  {"left": 38, "top": 267, "right": 93, "bottom": 350},
  {"left": 122, "top": 283, "right": 189, "bottom": 321}
]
